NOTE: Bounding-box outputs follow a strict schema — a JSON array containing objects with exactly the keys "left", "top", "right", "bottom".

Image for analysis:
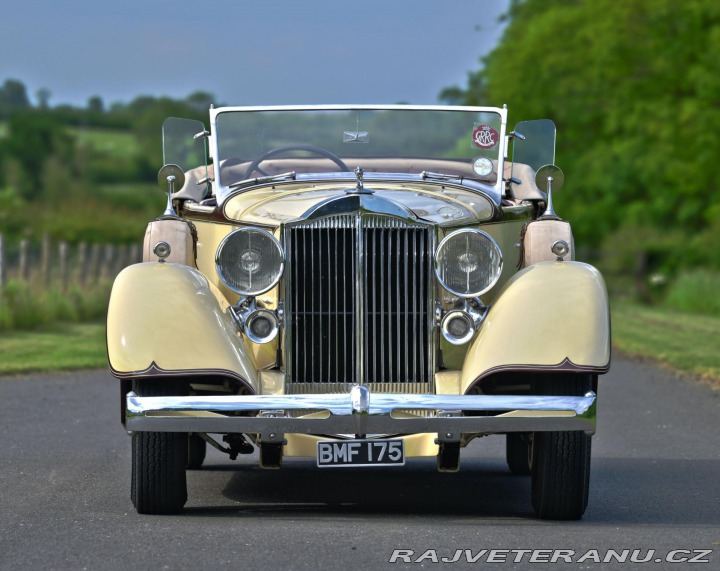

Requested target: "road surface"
[{"left": 1, "top": 356, "right": 718, "bottom": 569}]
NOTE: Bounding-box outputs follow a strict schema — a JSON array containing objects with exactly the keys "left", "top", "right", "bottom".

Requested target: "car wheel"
[
  {"left": 187, "top": 434, "right": 207, "bottom": 469},
  {"left": 506, "top": 433, "right": 531, "bottom": 475},
  {"left": 131, "top": 379, "right": 188, "bottom": 515},
  {"left": 530, "top": 374, "right": 593, "bottom": 520}
]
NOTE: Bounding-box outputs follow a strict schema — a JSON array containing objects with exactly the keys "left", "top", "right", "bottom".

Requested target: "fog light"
[
  {"left": 153, "top": 241, "right": 171, "bottom": 261},
  {"left": 440, "top": 310, "right": 475, "bottom": 345},
  {"left": 245, "top": 309, "right": 279, "bottom": 344}
]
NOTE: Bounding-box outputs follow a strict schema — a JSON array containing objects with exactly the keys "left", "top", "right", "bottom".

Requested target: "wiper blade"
[
  {"left": 420, "top": 170, "right": 465, "bottom": 183},
  {"left": 229, "top": 171, "right": 296, "bottom": 189}
]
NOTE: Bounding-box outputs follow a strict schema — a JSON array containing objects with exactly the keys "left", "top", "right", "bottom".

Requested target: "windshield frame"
[{"left": 208, "top": 105, "right": 508, "bottom": 203}]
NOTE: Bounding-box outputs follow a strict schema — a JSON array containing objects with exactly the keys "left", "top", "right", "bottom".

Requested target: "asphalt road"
[{"left": 1, "top": 356, "right": 719, "bottom": 570}]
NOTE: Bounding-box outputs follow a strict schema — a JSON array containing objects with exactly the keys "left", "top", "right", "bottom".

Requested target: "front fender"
[
  {"left": 461, "top": 261, "right": 610, "bottom": 393},
  {"left": 107, "top": 262, "right": 258, "bottom": 392}
]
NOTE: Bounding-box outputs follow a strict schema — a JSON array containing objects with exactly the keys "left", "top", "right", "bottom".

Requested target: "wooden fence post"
[
  {"left": 113, "top": 244, "right": 127, "bottom": 277},
  {"left": 59, "top": 241, "right": 69, "bottom": 291},
  {"left": 77, "top": 242, "right": 88, "bottom": 286},
  {"left": 100, "top": 244, "right": 114, "bottom": 281},
  {"left": 19, "top": 239, "right": 30, "bottom": 282},
  {"left": 41, "top": 234, "right": 51, "bottom": 287},
  {"left": 130, "top": 244, "right": 141, "bottom": 265},
  {"left": 89, "top": 243, "right": 101, "bottom": 284}
]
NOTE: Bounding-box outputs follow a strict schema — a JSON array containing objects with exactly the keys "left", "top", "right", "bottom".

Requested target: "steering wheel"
[{"left": 243, "top": 145, "right": 350, "bottom": 179}]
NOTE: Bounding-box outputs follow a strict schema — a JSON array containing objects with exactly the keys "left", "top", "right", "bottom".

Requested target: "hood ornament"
[{"left": 347, "top": 166, "right": 374, "bottom": 195}]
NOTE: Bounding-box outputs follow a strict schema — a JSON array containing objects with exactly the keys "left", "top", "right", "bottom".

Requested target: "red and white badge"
[{"left": 472, "top": 124, "right": 499, "bottom": 149}]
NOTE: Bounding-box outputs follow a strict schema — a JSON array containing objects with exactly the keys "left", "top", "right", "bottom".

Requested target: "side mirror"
[
  {"left": 157, "top": 164, "right": 186, "bottom": 217},
  {"left": 535, "top": 164, "right": 564, "bottom": 220}
]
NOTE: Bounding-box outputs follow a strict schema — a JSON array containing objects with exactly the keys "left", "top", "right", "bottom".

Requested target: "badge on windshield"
[{"left": 472, "top": 124, "right": 499, "bottom": 149}]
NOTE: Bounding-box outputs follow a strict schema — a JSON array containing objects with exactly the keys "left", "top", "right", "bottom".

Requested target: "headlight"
[
  {"left": 216, "top": 227, "right": 284, "bottom": 295},
  {"left": 435, "top": 229, "right": 503, "bottom": 297}
]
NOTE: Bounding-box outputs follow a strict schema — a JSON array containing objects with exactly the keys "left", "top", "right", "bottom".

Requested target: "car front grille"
[{"left": 285, "top": 214, "right": 434, "bottom": 392}]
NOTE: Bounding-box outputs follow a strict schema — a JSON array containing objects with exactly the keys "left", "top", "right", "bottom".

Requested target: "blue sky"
[{"left": 1, "top": 0, "right": 508, "bottom": 108}]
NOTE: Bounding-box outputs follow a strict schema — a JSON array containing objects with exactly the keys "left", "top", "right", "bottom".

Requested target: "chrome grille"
[{"left": 285, "top": 214, "right": 434, "bottom": 390}]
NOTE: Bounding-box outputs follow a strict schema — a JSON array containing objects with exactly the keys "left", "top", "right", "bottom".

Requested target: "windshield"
[
  {"left": 162, "top": 117, "right": 207, "bottom": 173},
  {"left": 211, "top": 106, "right": 506, "bottom": 198}
]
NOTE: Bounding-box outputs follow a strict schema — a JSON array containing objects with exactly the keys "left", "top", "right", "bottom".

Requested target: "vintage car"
[{"left": 107, "top": 105, "right": 610, "bottom": 519}]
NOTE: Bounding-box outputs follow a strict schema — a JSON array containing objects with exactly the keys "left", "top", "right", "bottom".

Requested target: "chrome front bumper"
[{"left": 126, "top": 386, "right": 597, "bottom": 441}]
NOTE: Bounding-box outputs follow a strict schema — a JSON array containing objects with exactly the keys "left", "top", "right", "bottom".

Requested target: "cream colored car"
[{"left": 107, "top": 106, "right": 610, "bottom": 518}]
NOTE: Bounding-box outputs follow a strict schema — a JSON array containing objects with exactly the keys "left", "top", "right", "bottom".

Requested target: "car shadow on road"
[{"left": 181, "top": 456, "right": 720, "bottom": 525}]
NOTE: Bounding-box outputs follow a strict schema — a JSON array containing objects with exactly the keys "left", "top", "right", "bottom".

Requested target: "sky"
[{"left": 0, "top": 0, "right": 509, "bottom": 108}]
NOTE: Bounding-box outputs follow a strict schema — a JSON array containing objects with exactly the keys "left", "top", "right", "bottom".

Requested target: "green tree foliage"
[
  {"left": 0, "top": 83, "right": 216, "bottom": 243},
  {"left": 87, "top": 95, "right": 104, "bottom": 114},
  {"left": 36, "top": 87, "right": 52, "bottom": 109},
  {"left": 1, "top": 112, "right": 77, "bottom": 200},
  {"left": 129, "top": 95, "right": 208, "bottom": 176},
  {"left": 449, "top": 0, "right": 720, "bottom": 254},
  {"left": 0, "top": 79, "right": 31, "bottom": 117}
]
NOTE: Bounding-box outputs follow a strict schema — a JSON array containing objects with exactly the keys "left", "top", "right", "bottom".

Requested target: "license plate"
[{"left": 316, "top": 438, "right": 405, "bottom": 467}]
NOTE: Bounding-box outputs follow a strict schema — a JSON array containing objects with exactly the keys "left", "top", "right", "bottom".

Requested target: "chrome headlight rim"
[
  {"left": 440, "top": 310, "right": 476, "bottom": 345},
  {"left": 434, "top": 228, "right": 503, "bottom": 298},
  {"left": 244, "top": 308, "right": 280, "bottom": 344},
  {"left": 215, "top": 227, "right": 285, "bottom": 296}
]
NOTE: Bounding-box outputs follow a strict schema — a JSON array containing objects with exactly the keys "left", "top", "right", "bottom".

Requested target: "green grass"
[
  {"left": 69, "top": 126, "right": 139, "bottom": 160},
  {"left": 0, "top": 322, "right": 106, "bottom": 375},
  {"left": 612, "top": 301, "right": 720, "bottom": 383},
  {"left": 663, "top": 269, "right": 720, "bottom": 316},
  {"left": 97, "top": 182, "right": 162, "bottom": 211},
  {"left": 1, "top": 302, "right": 716, "bottom": 382}
]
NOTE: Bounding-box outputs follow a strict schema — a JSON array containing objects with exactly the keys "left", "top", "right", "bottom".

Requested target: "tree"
[
  {"left": 186, "top": 91, "right": 215, "bottom": 113},
  {"left": 2, "top": 112, "right": 76, "bottom": 200},
  {"left": 0, "top": 79, "right": 30, "bottom": 116},
  {"left": 444, "top": 0, "right": 720, "bottom": 251},
  {"left": 36, "top": 88, "right": 52, "bottom": 109},
  {"left": 88, "top": 95, "right": 104, "bottom": 114}
]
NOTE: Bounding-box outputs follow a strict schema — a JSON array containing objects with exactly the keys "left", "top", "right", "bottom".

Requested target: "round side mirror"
[
  {"left": 535, "top": 164, "right": 564, "bottom": 193},
  {"left": 157, "top": 164, "right": 186, "bottom": 191}
]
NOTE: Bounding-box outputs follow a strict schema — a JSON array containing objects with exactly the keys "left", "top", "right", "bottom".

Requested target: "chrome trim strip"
[
  {"left": 355, "top": 212, "right": 364, "bottom": 384},
  {"left": 126, "top": 391, "right": 597, "bottom": 435},
  {"left": 212, "top": 104, "right": 505, "bottom": 112}
]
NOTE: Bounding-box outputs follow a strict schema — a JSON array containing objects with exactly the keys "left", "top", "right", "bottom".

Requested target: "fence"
[{"left": 0, "top": 233, "right": 141, "bottom": 290}]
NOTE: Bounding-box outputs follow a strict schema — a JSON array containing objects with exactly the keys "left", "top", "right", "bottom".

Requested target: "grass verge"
[
  {"left": 611, "top": 301, "right": 720, "bottom": 383},
  {"left": 1, "top": 304, "right": 717, "bottom": 383},
  {"left": 0, "top": 322, "right": 106, "bottom": 375}
]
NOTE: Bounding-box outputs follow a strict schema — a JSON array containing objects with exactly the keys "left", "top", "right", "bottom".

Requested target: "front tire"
[
  {"left": 187, "top": 434, "right": 207, "bottom": 469},
  {"left": 131, "top": 379, "right": 188, "bottom": 514},
  {"left": 506, "top": 433, "right": 531, "bottom": 475},
  {"left": 530, "top": 375, "right": 593, "bottom": 520}
]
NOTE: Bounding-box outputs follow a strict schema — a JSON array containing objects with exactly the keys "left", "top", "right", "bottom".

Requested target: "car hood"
[{"left": 222, "top": 181, "right": 496, "bottom": 227}]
